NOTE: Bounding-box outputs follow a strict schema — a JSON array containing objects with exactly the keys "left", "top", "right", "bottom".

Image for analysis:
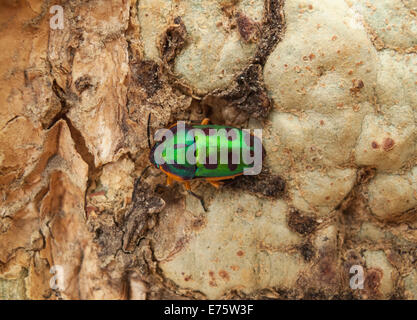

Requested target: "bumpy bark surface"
[{"left": 1, "top": 0, "right": 417, "bottom": 299}]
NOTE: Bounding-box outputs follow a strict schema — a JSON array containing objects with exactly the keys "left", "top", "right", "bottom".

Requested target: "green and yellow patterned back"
[{"left": 150, "top": 123, "right": 264, "bottom": 180}]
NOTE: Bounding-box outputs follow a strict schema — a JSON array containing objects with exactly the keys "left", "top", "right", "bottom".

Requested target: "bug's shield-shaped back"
[{"left": 155, "top": 122, "right": 197, "bottom": 180}]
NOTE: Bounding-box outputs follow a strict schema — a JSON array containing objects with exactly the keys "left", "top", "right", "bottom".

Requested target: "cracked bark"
[{"left": 1, "top": 0, "right": 417, "bottom": 300}]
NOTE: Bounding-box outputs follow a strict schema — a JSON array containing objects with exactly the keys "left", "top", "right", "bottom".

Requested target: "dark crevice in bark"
[
  {"left": 62, "top": 115, "right": 95, "bottom": 172},
  {"left": 46, "top": 80, "right": 72, "bottom": 130}
]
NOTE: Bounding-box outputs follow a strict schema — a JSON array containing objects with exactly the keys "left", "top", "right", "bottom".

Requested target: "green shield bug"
[{"left": 144, "top": 114, "right": 265, "bottom": 211}]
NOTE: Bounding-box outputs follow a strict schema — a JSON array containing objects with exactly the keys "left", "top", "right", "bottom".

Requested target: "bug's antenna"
[{"left": 147, "top": 113, "right": 152, "bottom": 150}]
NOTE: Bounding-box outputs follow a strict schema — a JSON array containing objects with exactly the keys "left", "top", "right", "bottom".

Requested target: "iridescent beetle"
[{"left": 145, "top": 115, "right": 265, "bottom": 211}]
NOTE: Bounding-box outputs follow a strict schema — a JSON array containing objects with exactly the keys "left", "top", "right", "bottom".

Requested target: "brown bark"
[{"left": 1, "top": 0, "right": 417, "bottom": 300}]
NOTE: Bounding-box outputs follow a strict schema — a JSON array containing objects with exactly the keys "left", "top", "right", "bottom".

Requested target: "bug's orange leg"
[
  {"left": 183, "top": 181, "right": 191, "bottom": 190},
  {"left": 206, "top": 180, "right": 222, "bottom": 189},
  {"left": 201, "top": 118, "right": 210, "bottom": 125},
  {"left": 166, "top": 176, "right": 173, "bottom": 186}
]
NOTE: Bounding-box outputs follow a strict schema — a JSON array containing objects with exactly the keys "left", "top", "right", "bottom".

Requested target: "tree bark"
[{"left": 1, "top": 0, "right": 417, "bottom": 300}]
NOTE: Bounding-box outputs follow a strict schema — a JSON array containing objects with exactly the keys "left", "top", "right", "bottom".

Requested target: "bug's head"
[
  {"left": 149, "top": 142, "right": 161, "bottom": 169},
  {"left": 146, "top": 112, "right": 159, "bottom": 168}
]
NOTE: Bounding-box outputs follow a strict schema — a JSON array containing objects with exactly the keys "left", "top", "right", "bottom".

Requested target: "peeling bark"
[{"left": 1, "top": 0, "right": 417, "bottom": 300}]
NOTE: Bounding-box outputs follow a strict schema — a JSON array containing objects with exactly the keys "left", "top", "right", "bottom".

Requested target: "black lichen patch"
[
  {"left": 287, "top": 208, "right": 318, "bottom": 235},
  {"left": 159, "top": 16, "right": 188, "bottom": 65},
  {"left": 299, "top": 242, "right": 316, "bottom": 262},
  {"left": 131, "top": 61, "right": 162, "bottom": 97},
  {"left": 227, "top": 168, "right": 286, "bottom": 198},
  {"left": 254, "top": 0, "right": 285, "bottom": 65},
  {"left": 195, "top": 0, "right": 285, "bottom": 120},
  {"left": 74, "top": 75, "right": 93, "bottom": 93},
  {"left": 204, "top": 64, "right": 271, "bottom": 119},
  {"left": 86, "top": 178, "right": 165, "bottom": 257},
  {"left": 122, "top": 179, "right": 166, "bottom": 253},
  {"left": 90, "top": 218, "right": 124, "bottom": 259}
]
